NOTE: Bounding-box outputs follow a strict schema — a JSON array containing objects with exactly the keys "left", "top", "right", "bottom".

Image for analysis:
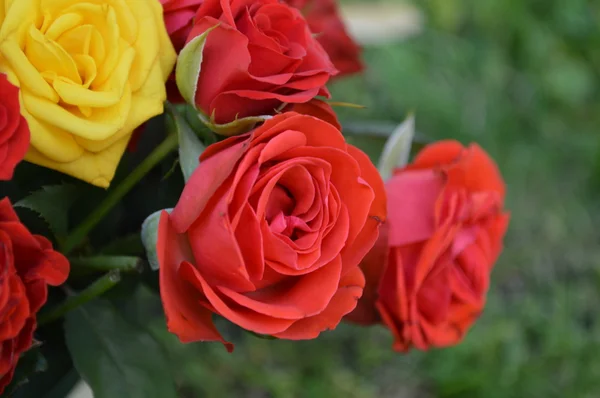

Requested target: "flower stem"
[
  {"left": 69, "top": 256, "right": 143, "bottom": 274},
  {"left": 38, "top": 271, "right": 121, "bottom": 326},
  {"left": 61, "top": 132, "right": 179, "bottom": 254}
]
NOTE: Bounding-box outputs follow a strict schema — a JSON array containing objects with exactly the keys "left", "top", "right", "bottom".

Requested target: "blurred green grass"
[{"left": 156, "top": 1, "right": 600, "bottom": 397}]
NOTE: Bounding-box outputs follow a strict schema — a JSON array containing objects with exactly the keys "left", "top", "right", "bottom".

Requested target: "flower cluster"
[{"left": 0, "top": 0, "right": 509, "bottom": 394}]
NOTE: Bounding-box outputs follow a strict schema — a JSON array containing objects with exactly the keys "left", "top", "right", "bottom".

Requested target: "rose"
[
  {"left": 157, "top": 112, "right": 386, "bottom": 347},
  {"left": 182, "top": 0, "right": 337, "bottom": 126},
  {"left": 0, "top": 0, "right": 176, "bottom": 187},
  {"left": 0, "top": 198, "right": 69, "bottom": 393},
  {"left": 0, "top": 74, "right": 29, "bottom": 181},
  {"left": 286, "top": 0, "right": 364, "bottom": 77},
  {"left": 347, "top": 141, "right": 509, "bottom": 351}
]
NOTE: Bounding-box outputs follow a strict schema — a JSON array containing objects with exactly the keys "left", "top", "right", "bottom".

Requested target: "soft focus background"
[{"left": 76, "top": 1, "right": 600, "bottom": 397}]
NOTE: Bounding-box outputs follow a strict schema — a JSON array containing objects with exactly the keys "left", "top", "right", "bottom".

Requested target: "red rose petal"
[{"left": 157, "top": 212, "right": 233, "bottom": 350}]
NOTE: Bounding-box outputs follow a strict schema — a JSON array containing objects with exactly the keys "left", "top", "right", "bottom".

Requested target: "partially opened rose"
[
  {"left": 0, "top": 198, "right": 69, "bottom": 393},
  {"left": 0, "top": 0, "right": 176, "bottom": 187},
  {"left": 287, "top": 0, "right": 364, "bottom": 77},
  {"left": 158, "top": 112, "right": 385, "bottom": 347},
  {"left": 347, "top": 141, "right": 509, "bottom": 351},
  {"left": 180, "top": 0, "right": 337, "bottom": 128},
  {"left": 0, "top": 73, "right": 29, "bottom": 181}
]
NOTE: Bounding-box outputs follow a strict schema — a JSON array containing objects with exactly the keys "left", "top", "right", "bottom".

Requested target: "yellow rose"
[{"left": 0, "top": 0, "right": 176, "bottom": 187}]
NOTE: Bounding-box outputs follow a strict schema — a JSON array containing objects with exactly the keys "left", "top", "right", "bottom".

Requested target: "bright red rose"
[
  {"left": 158, "top": 112, "right": 385, "bottom": 348},
  {"left": 286, "top": 0, "right": 364, "bottom": 77},
  {"left": 0, "top": 74, "right": 30, "bottom": 181},
  {"left": 347, "top": 141, "right": 509, "bottom": 351},
  {"left": 0, "top": 198, "right": 69, "bottom": 393},
  {"left": 186, "top": 0, "right": 337, "bottom": 124}
]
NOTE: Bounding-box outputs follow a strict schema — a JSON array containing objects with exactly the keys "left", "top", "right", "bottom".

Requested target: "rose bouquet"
[{"left": 0, "top": 0, "right": 508, "bottom": 396}]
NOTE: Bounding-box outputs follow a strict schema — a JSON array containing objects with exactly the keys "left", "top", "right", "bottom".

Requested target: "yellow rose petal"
[
  {"left": 25, "top": 25, "right": 81, "bottom": 84},
  {"left": 22, "top": 90, "right": 125, "bottom": 140},
  {"left": 0, "top": 0, "right": 40, "bottom": 43},
  {"left": 44, "top": 12, "right": 83, "bottom": 41},
  {"left": 26, "top": 134, "right": 131, "bottom": 188},
  {"left": 0, "top": 39, "right": 59, "bottom": 102},
  {"left": 147, "top": 0, "right": 178, "bottom": 80},
  {"left": 127, "top": 0, "right": 159, "bottom": 91},
  {"left": 21, "top": 105, "right": 85, "bottom": 163}
]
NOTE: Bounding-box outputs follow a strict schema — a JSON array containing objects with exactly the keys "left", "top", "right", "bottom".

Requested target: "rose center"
[
  {"left": 265, "top": 185, "right": 294, "bottom": 220},
  {"left": 264, "top": 185, "right": 309, "bottom": 240},
  {"left": 252, "top": 12, "right": 291, "bottom": 53}
]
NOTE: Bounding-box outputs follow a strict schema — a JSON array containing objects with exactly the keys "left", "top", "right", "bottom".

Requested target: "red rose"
[
  {"left": 186, "top": 0, "right": 337, "bottom": 124},
  {"left": 287, "top": 0, "right": 364, "bottom": 77},
  {"left": 0, "top": 74, "right": 30, "bottom": 181},
  {"left": 0, "top": 198, "right": 69, "bottom": 393},
  {"left": 347, "top": 141, "right": 509, "bottom": 351},
  {"left": 158, "top": 112, "right": 385, "bottom": 348}
]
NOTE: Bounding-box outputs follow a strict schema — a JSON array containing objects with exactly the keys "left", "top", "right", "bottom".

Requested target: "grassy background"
[{"left": 155, "top": 1, "right": 600, "bottom": 397}]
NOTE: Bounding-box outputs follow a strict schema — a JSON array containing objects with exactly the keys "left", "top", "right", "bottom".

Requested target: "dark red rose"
[
  {"left": 286, "top": 0, "right": 364, "bottom": 77},
  {"left": 185, "top": 0, "right": 337, "bottom": 125},
  {"left": 0, "top": 73, "right": 30, "bottom": 181},
  {"left": 0, "top": 198, "right": 69, "bottom": 393}
]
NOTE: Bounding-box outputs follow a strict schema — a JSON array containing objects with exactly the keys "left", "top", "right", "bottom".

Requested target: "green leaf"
[
  {"left": 377, "top": 113, "right": 416, "bottom": 180},
  {"left": 15, "top": 184, "right": 79, "bottom": 239},
  {"left": 166, "top": 104, "right": 205, "bottom": 181},
  {"left": 113, "top": 285, "right": 187, "bottom": 376},
  {"left": 175, "top": 24, "right": 219, "bottom": 108},
  {"left": 10, "top": 341, "right": 79, "bottom": 398},
  {"left": 113, "top": 285, "right": 176, "bottom": 348},
  {"left": 184, "top": 105, "right": 217, "bottom": 145},
  {"left": 64, "top": 299, "right": 178, "bottom": 398},
  {"left": 5, "top": 347, "right": 48, "bottom": 396},
  {"left": 116, "top": 285, "right": 165, "bottom": 329},
  {"left": 141, "top": 209, "right": 172, "bottom": 271},
  {"left": 201, "top": 111, "right": 272, "bottom": 137}
]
